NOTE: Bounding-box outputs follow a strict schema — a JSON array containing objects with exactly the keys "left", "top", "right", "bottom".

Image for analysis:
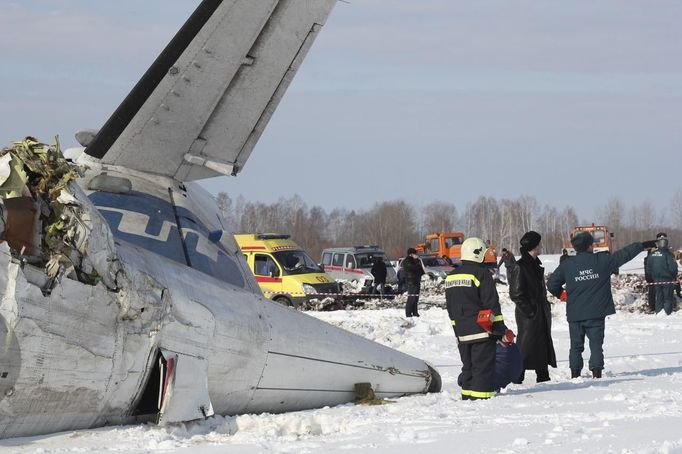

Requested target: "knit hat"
[
  {"left": 571, "top": 232, "right": 594, "bottom": 252},
  {"left": 520, "top": 231, "right": 541, "bottom": 252},
  {"left": 656, "top": 232, "right": 668, "bottom": 240},
  {"left": 407, "top": 247, "right": 417, "bottom": 255}
]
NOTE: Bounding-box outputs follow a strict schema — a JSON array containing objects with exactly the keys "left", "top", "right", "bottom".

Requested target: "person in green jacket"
[
  {"left": 644, "top": 232, "right": 679, "bottom": 315},
  {"left": 547, "top": 232, "right": 656, "bottom": 379}
]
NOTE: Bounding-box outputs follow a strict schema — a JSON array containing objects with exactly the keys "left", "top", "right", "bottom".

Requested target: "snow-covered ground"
[{"left": 2, "top": 253, "right": 682, "bottom": 453}]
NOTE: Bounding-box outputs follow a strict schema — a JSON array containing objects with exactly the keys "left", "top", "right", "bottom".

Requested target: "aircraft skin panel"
[
  {"left": 177, "top": 0, "right": 336, "bottom": 181},
  {"left": 86, "top": 0, "right": 336, "bottom": 181},
  {"left": 90, "top": 0, "right": 279, "bottom": 178},
  {"left": 84, "top": 0, "right": 228, "bottom": 160}
]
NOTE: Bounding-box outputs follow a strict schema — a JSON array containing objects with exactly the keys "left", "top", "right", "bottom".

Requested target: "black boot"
[
  {"left": 536, "top": 369, "right": 550, "bottom": 383},
  {"left": 571, "top": 369, "right": 581, "bottom": 378},
  {"left": 591, "top": 368, "right": 602, "bottom": 379}
]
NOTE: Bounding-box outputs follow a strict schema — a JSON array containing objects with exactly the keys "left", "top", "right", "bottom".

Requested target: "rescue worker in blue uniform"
[
  {"left": 644, "top": 232, "right": 679, "bottom": 315},
  {"left": 445, "top": 237, "right": 510, "bottom": 400},
  {"left": 547, "top": 232, "right": 654, "bottom": 378}
]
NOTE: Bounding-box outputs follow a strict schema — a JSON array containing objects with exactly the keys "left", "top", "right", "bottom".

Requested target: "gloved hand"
[
  {"left": 642, "top": 240, "right": 657, "bottom": 249},
  {"left": 560, "top": 290, "right": 567, "bottom": 302},
  {"left": 498, "top": 329, "right": 515, "bottom": 346}
]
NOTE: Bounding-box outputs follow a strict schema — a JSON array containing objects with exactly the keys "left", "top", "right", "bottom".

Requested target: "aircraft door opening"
[{"left": 158, "top": 350, "right": 214, "bottom": 425}]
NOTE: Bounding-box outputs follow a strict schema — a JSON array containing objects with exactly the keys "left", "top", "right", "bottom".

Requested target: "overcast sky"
[{"left": 1, "top": 1, "right": 681, "bottom": 220}]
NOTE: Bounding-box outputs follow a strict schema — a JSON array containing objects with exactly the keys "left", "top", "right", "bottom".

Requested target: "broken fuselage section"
[{"left": 0, "top": 141, "right": 441, "bottom": 439}]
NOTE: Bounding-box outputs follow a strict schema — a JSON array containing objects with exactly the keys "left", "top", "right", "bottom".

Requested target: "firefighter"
[
  {"left": 644, "top": 233, "right": 679, "bottom": 315},
  {"left": 445, "top": 237, "right": 511, "bottom": 400},
  {"left": 547, "top": 232, "right": 654, "bottom": 378}
]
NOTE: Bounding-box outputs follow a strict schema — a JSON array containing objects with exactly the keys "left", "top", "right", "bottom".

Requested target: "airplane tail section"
[{"left": 85, "top": 0, "right": 336, "bottom": 181}]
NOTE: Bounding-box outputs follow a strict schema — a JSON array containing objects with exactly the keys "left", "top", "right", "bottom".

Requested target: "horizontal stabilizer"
[{"left": 85, "top": 0, "right": 336, "bottom": 181}]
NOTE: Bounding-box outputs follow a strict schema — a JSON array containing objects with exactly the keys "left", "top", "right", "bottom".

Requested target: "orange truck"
[
  {"left": 416, "top": 232, "right": 498, "bottom": 268},
  {"left": 566, "top": 224, "right": 614, "bottom": 255}
]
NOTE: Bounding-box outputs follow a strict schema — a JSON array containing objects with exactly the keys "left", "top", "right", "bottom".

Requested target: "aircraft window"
[
  {"left": 332, "top": 253, "right": 344, "bottom": 266},
  {"left": 322, "top": 252, "right": 332, "bottom": 266},
  {"left": 255, "top": 254, "right": 279, "bottom": 277},
  {"left": 175, "top": 208, "right": 246, "bottom": 288},
  {"left": 89, "top": 191, "right": 186, "bottom": 264}
]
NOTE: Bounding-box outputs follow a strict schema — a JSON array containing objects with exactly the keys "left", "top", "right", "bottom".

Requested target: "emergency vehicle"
[
  {"left": 235, "top": 233, "right": 340, "bottom": 307},
  {"left": 567, "top": 224, "right": 614, "bottom": 255},
  {"left": 415, "top": 232, "right": 498, "bottom": 268},
  {"left": 320, "top": 245, "right": 398, "bottom": 290}
]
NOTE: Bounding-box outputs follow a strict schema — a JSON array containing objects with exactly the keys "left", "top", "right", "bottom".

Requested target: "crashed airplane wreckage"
[{"left": 0, "top": 0, "right": 440, "bottom": 439}]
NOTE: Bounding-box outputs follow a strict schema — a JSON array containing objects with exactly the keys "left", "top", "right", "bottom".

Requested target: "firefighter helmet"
[{"left": 461, "top": 237, "right": 488, "bottom": 263}]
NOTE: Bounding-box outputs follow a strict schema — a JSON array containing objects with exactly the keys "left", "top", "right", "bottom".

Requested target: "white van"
[{"left": 320, "top": 245, "right": 398, "bottom": 290}]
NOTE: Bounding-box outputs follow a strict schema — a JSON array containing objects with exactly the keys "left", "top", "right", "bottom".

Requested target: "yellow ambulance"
[{"left": 234, "top": 233, "right": 340, "bottom": 307}]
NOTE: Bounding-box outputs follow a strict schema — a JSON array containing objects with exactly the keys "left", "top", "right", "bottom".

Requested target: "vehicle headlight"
[{"left": 302, "top": 284, "right": 316, "bottom": 295}]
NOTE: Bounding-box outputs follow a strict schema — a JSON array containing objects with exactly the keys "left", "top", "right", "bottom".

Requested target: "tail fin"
[{"left": 85, "top": 0, "right": 336, "bottom": 181}]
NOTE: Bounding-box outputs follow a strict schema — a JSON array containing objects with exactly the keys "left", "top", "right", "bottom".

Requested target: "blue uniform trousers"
[
  {"left": 568, "top": 318, "right": 605, "bottom": 372},
  {"left": 654, "top": 283, "right": 674, "bottom": 315}
]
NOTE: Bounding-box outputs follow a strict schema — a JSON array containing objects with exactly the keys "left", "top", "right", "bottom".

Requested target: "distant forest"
[{"left": 216, "top": 191, "right": 682, "bottom": 260}]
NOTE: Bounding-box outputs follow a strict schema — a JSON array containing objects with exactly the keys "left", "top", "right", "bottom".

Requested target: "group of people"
[{"left": 444, "top": 230, "right": 668, "bottom": 401}]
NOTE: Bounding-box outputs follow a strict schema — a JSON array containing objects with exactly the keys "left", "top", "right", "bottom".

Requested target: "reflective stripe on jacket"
[{"left": 445, "top": 261, "right": 506, "bottom": 344}]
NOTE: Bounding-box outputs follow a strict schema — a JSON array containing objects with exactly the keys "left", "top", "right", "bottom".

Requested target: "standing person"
[
  {"left": 676, "top": 250, "right": 682, "bottom": 299},
  {"left": 547, "top": 232, "right": 654, "bottom": 378},
  {"left": 402, "top": 248, "right": 424, "bottom": 317},
  {"left": 370, "top": 256, "right": 387, "bottom": 298},
  {"left": 560, "top": 249, "right": 570, "bottom": 264},
  {"left": 446, "top": 237, "right": 511, "bottom": 400},
  {"left": 497, "top": 248, "right": 515, "bottom": 268},
  {"left": 644, "top": 233, "right": 679, "bottom": 315},
  {"left": 505, "top": 231, "right": 557, "bottom": 383},
  {"left": 643, "top": 248, "right": 657, "bottom": 313}
]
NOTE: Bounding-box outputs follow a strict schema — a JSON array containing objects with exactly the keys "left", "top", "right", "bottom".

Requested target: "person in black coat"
[
  {"left": 402, "top": 248, "right": 424, "bottom": 317},
  {"left": 370, "top": 256, "right": 388, "bottom": 298},
  {"left": 505, "top": 231, "right": 557, "bottom": 383}
]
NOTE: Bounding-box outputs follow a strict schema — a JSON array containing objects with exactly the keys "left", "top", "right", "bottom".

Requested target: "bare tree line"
[{"left": 216, "top": 190, "right": 682, "bottom": 261}]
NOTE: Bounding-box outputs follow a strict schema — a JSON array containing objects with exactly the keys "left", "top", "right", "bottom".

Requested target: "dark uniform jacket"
[
  {"left": 370, "top": 260, "right": 388, "bottom": 283},
  {"left": 445, "top": 261, "right": 506, "bottom": 344},
  {"left": 645, "top": 247, "right": 678, "bottom": 281},
  {"left": 402, "top": 256, "right": 424, "bottom": 285},
  {"left": 547, "top": 242, "right": 643, "bottom": 322},
  {"left": 507, "top": 252, "right": 557, "bottom": 368}
]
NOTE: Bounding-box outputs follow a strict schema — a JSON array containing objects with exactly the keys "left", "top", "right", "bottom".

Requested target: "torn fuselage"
[{"left": 0, "top": 142, "right": 440, "bottom": 439}]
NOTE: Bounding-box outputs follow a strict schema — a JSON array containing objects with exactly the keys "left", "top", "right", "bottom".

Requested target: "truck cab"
[
  {"left": 416, "top": 232, "right": 497, "bottom": 268},
  {"left": 567, "top": 224, "right": 614, "bottom": 255}
]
